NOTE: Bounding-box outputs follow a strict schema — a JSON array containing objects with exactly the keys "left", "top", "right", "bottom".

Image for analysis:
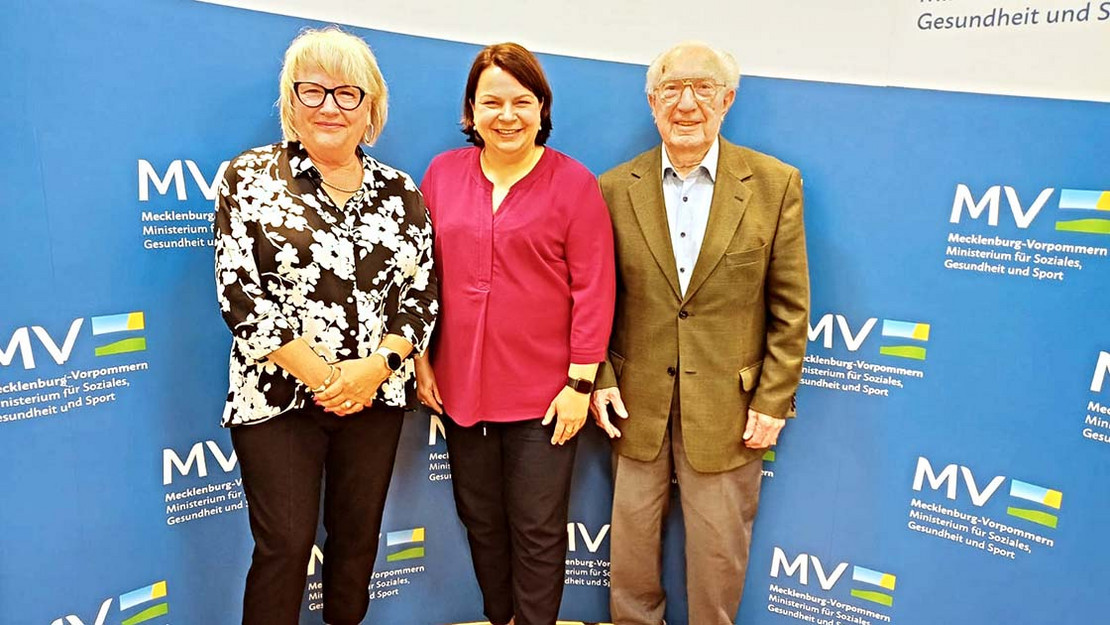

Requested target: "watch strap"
[{"left": 565, "top": 376, "right": 594, "bottom": 394}]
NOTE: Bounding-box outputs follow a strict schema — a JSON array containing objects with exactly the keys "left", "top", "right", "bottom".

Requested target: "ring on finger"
[{"left": 343, "top": 400, "right": 353, "bottom": 409}]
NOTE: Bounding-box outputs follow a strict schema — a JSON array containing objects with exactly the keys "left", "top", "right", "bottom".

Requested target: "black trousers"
[
  {"left": 230, "top": 403, "right": 404, "bottom": 625},
  {"left": 444, "top": 417, "right": 579, "bottom": 625}
]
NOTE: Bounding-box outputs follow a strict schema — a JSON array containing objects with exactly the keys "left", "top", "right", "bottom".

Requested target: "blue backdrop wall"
[{"left": 2, "top": 1, "right": 1109, "bottom": 624}]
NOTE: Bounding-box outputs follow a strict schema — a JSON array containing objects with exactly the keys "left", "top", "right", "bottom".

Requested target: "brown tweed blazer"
[{"left": 597, "top": 138, "right": 810, "bottom": 473}]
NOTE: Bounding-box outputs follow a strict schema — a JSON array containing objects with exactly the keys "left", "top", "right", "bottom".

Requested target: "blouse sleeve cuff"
[
  {"left": 234, "top": 315, "right": 298, "bottom": 362},
  {"left": 569, "top": 346, "right": 609, "bottom": 363},
  {"left": 386, "top": 315, "right": 434, "bottom": 354}
]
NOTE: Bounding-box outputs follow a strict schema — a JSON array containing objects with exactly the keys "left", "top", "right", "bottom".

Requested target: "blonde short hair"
[
  {"left": 644, "top": 41, "right": 740, "bottom": 94},
  {"left": 278, "top": 26, "right": 388, "bottom": 145}
]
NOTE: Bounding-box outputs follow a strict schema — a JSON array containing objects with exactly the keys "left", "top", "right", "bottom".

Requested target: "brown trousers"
[{"left": 609, "top": 391, "right": 763, "bottom": 625}]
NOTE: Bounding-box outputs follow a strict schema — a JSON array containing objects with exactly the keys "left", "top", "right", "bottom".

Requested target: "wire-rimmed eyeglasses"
[{"left": 654, "top": 78, "right": 725, "bottom": 105}]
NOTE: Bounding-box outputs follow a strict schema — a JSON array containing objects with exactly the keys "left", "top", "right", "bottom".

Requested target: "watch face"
[{"left": 386, "top": 352, "right": 402, "bottom": 371}]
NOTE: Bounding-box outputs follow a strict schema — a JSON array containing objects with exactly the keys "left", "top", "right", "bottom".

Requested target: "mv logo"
[
  {"left": 1, "top": 312, "right": 146, "bottom": 370},
  {"left": 949, "top": 184, "right": 1054, "bottom": 229},
  {"left": 163, "top": 439, "right": 237, "bottom": 485},
  {"left": 1092, "top": 351, "right": 1110, "bottom": 393},
  {"left": 808, "top": 314, "right": 931, "bottom": 361},
  {"left": 770, "top": 548, "right": 897, "bottom": 607},
  {"left": 912, "top": 457, "right": 1063, "bottom": 528},
  {"left": 386, "top": 528, "right": 426, "bottom": 562},
  {"left": 1057, "top": 189, "right": 1110, "bottom": 234},
  {"left": 307, "top": 528, "right": 427, "bottom": 574},
  {"left": 428, "top": 414, "right": 446, "bottom": 446},
  {"left": 308, "top": 544, "right": 325, "bottom": 576},
  {"left": 566, "top": 523, "right": 610, "bottom": 553},
  {"left": 950, "top": 184, "right": 1110, "bottom": 234},
  {"left": 138, "top": 159, "right": 229, "bottom": 202},
  {"left": 51, "top": 580, "right": 168, "bottom": 625}
]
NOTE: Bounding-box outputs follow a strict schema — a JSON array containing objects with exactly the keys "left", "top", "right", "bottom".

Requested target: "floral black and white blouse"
[{"left": 214, "top": 141, "right": 438, "bottom": 427}]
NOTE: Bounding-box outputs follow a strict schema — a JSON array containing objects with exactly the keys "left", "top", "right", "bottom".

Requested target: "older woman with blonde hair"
[{"left": 214, "top": 26, "right": 437, "bottom": 625}]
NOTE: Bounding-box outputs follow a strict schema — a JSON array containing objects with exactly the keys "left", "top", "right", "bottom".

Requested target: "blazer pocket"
[
  {"left": 608, "top": 350, "right": 626, "bottom": 380},
  {"left": 738, "top": 360, "right": 763, "bottom": 393},
  {"left": 724, "top": 244, "right": 767, "bottom": 267},
  {"left": 723, "top": 245, "right": 767, "bottom": 304}
]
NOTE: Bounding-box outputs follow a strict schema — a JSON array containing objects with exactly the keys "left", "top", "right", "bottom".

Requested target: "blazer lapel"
[
  {"left": 683, "top": 141, "right": 753, "bottom": 303},
  {"left": 628, "top": 150, "right": 682, "bottom": 299}
]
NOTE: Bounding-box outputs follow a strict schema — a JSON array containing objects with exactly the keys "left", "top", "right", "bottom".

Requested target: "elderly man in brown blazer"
[{"left": 590, "top": 41, "right": 809, "bottom": 625}]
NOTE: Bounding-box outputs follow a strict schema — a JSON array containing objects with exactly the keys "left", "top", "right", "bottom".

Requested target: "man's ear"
[{"left": 721, "top": 88, "right": 736, "bottom": 113}]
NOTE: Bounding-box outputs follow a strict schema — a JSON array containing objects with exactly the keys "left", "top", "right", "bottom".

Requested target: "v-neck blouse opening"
[{"left": 468, "top": 146, "right": 553, "bottom": 194}]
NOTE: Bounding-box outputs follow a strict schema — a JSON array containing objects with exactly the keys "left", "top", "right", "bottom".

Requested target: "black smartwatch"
[
  {"left": 565, "top": 376, "right": 594, "bottom": 394},
  {"left": 374, "top": 347, "right": 403, "bottom": 372}
]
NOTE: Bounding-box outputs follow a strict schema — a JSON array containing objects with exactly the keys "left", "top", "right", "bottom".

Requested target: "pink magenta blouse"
[{"left": 421, "top": 147, "right": 615, "bottom": 426}]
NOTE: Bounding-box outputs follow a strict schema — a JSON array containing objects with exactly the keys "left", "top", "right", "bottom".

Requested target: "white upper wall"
[{"left": 201, "top": 0, "right": 1110, "bottom": 103}]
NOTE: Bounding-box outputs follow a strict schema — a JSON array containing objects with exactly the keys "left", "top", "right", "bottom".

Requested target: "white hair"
[{"left": 644, "top": 41, "right": 741, "bottom": 94}]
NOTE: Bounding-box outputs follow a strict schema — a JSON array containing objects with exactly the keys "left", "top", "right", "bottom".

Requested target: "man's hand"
[
  {"left": 543, "top": 386, "right": 590, "bottom": 445},
  {"left": 589, "top": 387, "right": 628, "bottom": 439},
  {"left": 742, "top": 407, "right": 786, "bottom": 448}
]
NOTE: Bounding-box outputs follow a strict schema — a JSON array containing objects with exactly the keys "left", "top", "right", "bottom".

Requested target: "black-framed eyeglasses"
[{"left": 293, "top": 82, "right": 366, "bottom": 110}]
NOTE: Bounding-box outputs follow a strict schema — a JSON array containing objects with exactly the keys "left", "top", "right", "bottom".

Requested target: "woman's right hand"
[
  {"left": 414, "top": 354, "right": 444, "bottom": 414},
  {"left": 313, "top": 367, "right": 366, "bottom": 417}
]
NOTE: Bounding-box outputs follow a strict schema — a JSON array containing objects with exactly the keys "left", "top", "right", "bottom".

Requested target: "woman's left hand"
[
  {"left": 542, "top": 386, "right": 590, "bottom": 445},
  {"left": 315, "top": 357, "right": 391, "bottom": 416}
]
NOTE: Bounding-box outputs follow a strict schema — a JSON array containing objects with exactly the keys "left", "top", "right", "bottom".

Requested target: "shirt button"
[
  {"left": 682, "top": 196, "right": 688, "bottom": 202},
  {"left": 679, "top": 267, "right": 686, "bottom": 273},
  {"left": 679, "top": 310, "right": 689, "bottom": 319},
  {"left": 666, "top": 366, "right": 677, "bottom": 377},
  {"left": 680, "top": 232, "right": 686, "bottom": 238}
]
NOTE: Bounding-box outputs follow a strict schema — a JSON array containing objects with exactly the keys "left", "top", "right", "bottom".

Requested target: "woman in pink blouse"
[{"left": 414, "top": 43, "right": 615, "bottom": 625}]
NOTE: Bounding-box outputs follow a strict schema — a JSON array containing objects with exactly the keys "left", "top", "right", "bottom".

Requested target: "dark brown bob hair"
[{"left": 461, "top": 42, "right": 553, "bottom": 146}]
